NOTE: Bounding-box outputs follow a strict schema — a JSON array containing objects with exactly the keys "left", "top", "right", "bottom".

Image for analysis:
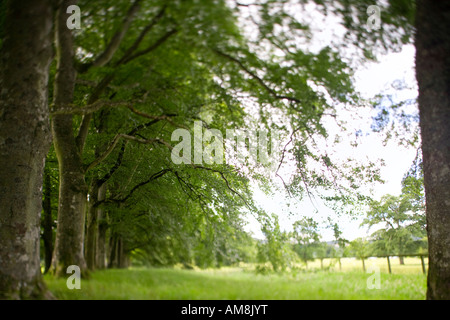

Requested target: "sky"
[
  {"left": 245, "top": 44, "right": 419, "bottom": 242},
  {"left": 229, "top": 1, "right": 420, "bottom": 242}
]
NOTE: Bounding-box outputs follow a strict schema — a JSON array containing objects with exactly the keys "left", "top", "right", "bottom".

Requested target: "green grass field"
[
  {"left": 44, "top": 259, "right": 427, "bottom": 300},
  {"left": 303, "top": 256, "right": 428, "bottom": 274}
]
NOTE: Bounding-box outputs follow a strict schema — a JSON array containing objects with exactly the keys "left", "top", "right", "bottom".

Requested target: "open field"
[
  {"left": 44, "top": 264, "right": 426, "bottom": 300},
  {"left": 302, "top": 257, "right": 428, "bottom": 274}
]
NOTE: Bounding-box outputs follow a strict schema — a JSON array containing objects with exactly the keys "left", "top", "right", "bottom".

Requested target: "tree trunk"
[
  {"left": 108, "top": 234, "right": 129, "bottom": 268},
  {"left": 85, "top": 183, "right": 99, "bottom": 270},
  {"left": 51, "top": 120, "right": 88, "bottom": 275},
  {"left": 108, "top": 235, "right": 118, "bottom": 269},
  {"left": 398, "top": 236, "right": 404, "bottom": 265},
  {"left": 0, "top": 0, "right": 54, "bottom": 299},
  {"left": 42, "top": 166, "right": 54, "bottom": 274},
  {"left": 415, "top": 0, "right": 450, "bottom": 300},
  {"left": 51, "top": 0, "right": 88, "bottom": 276},
  {"left": 96, "top": 184, "right": 108, "bottom": 269},
  {"left": 89, "top": 111, "right": 109, "bottom": 270},
  {"left": 117, "top": 237, "right": 130, "bottom": 269},
  {"left": 85, "top": 182, "right": 107, "bottom": 270},
  {"left": 117, "top": 238, "right": 124, "bottom": 268}
]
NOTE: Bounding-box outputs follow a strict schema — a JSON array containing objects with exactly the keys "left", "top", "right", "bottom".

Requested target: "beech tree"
[
  {"left": 48, "top": 0, "right": 252, "bottom": 275},
  {"left": 362, "top": 194, "right": 425, "bottom": 264},
  {"left": 46, "top": 0, "right": 362, "bottom": 276},
  {"left": 292, "top": 217, "right": 321, "bottom": 268},
  {"left": 415, "top": 0, "right": 450, "bottom": 300},
  {"left": 1, "top": 0, "right": 448, "bottom": 301},
  {"left": 0, "top": 0, "right": 54, "bottom": 299}
]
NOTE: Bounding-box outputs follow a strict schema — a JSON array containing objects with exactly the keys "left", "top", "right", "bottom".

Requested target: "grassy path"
[{"left": 44, "top": 267, "right": 426, "bottom": 300}]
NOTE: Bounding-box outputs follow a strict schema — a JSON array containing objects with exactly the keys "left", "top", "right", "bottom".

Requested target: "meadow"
[
  {"left": 303, "top": 256, "right": 428, "bottom": 274},
  {"left": 44, "top": 257, "right": 427, "bottom": 300}
]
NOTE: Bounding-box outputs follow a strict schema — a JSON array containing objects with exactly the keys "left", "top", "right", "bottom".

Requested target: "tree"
[
  {"left": 50, "top": 0, "right": 145, "bottom": 276},
  {"left": 41, "top": 156, "right": 59, "bottom": 274},
  {"left": 362, "top": 194, "right": 425, "bottom": 264},
  {"left": 0, "top": 0, "right": 54, "bottom": 299},
  {"left": 257, "top": 214, "right": 293, "bottom": 272},
  {"left": 3, "top": 0, "right": 448, "bottom": 300},
  {"left": 346, "top": 238, "right": 370, "bottom": 272},
  {"left": 292, "top": 217, "right": 321, "bottom": 268},
  {"left": 415, "top": 0, "right": 450, "bottom": 300},
  {"left": 48, "top": 0, "right": 255, "bottom": 275},
  {"left": 327, "top": 218, "right": 348, "bottom": 270},
  {"left": 46, "top": 0, "right": 364, "bottom": 277}
]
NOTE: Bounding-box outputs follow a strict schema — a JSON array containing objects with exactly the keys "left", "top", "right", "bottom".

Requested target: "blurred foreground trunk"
[
  {"left": 415, "top": 0, "right": 450, "bottom": 300},
  {"left": 0, "top": 0, "right": 54, "bottom": 299}
]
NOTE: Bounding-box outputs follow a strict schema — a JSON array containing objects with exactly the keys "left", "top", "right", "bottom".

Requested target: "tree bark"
[
  {"left": 88, "top": 110, "right": 110, "bottom": 270},
  {"left": 107, "top": 234, "right": 129, "bottom": 268},
  {"left": 85, "top": 182, "right": 107, "bottom": 270},
  {"left": 108, "top": 234, "right": 117, "bottom": 268},
  {"left": 415, "top": 0, "right": 450, "bottom": 300},
  {"left": 51, "top": 0, "right": 142, "bottom": 275},
  {"left": 51, "top": 0, "right": 88, "bottom": 276},
  {"left": 117, "top": 237, "right": 130, "bottom": 268},
  {"left": 51, "top": 114, "right": 88, "bottom": 276},
  {"left": 0, "top": 0, "right": 54, "bottom": 299},
  {"left": 85, "top": 183, "right": 99, "bottom": 270},
  {"left": 42, "top": 166, "right": 54, "bottom": 274},
  {"left": 96, "top": 184, "right": 108, "bottom": 269}
]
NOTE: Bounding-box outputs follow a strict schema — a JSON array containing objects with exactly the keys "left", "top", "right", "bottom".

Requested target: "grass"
[
  {"left": 304, "top": 257, "right": 428, "bottom": 274},
  {"left": 44, "top": 264, "right": 426, "bottom": 300}
]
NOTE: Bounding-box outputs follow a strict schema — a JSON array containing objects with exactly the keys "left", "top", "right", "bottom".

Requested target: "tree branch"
[
  {"left": 120, "top": 28, "right": 178, "bottom": 65},
  {"left": 95, "top": 169, "right": 172, "bottom": 207},
  {"left": 85, "top": 133, "right": 172, "bottom": 172},
  {"left": 78, "top": 0, "right": 143, "bottom": 73},
  {"left": 127, "top": 105, "right": 186, "bottom": 129},
  {"left": 75, "top": 73, "right": 116, "bottom": 152},
  {"left": 97, "top": 140, "right": 127, "bottom": 187},
  {"left": 51, "top": 100, "right": 131, "bottom": 115},
  {"left": 74, "top": 9, "right": 174, "bottom": 151},
  {"left": 52, "top": 99, "right": 178, "bottom": 118},
  {"left": 189, "top": 165, "right": 252, "bottom": 210},
  {"left": 115, "top": 5, "right": 168, "bottom": 66},
  {"left": 213, "top": 49, "right": 303, "bottom": 105},
  {"left": 70, "top": 93, "right": 179, "bottom": 153},
  {"left": 275, "top": 127, "right": 302, "bottom": 196},
  {"left": 97, "top": 118, "right": 165, "bottom": 187},
  {"left": 172, "top": 171, "right": 211, "bottom": 210}
]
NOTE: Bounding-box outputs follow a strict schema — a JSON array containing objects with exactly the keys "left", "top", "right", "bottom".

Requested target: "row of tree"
[
  {"left": 0, "top": 0, "right": 449, "bottom": 300},
  {"left": 255, "top": 164, "right": 427, "bottom": 271}
]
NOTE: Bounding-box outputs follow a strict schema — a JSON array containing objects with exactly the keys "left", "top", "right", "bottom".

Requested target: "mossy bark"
[
  {"left": 416, "top": 0, "right": 450, "bottom": 300},
  {"left": 42, "top": 166, "right": 54, "bottom": 274},
  {"left": 85, "top": 183, "right": 99, "bottom": 270},
  {"left": 96, "top": 184, "right": 108, "bottom": 269},
  {"left": 50, "top": 0, "right": 88, "bottom": 276},
  {"left": 0, "top": 0, "right": 54, "bottom": 299}
]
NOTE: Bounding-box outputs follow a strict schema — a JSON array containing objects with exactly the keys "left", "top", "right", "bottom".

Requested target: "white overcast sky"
[
  {"left": 247, "top": 44, "right": 418, "bottom": 242},
  {"left": 235, "top": 1, "right": 420, "bottom": 241}
]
